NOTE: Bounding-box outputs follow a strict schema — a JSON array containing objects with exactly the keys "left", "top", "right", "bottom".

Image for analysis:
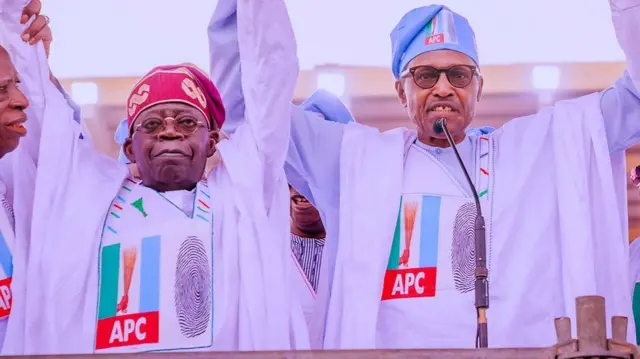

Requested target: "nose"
[
  {"left": 431, "top": 72, "right": 454, "bottom": 98},
  {"left": 158, "top": 118, "right": 184, "bottom": 140},
  {"left": 9, "top": 86, "right": 29, "bottom": 111}
]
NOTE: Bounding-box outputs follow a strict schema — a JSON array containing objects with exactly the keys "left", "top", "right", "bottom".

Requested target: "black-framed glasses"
[
  {"left": 134, "top": 116, "right": 208, "bottom": 136},
  {"left": 401, "top": 65, "right": 478, "bottom": 89}
]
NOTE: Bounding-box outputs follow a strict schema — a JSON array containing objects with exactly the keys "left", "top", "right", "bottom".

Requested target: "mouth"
[
  {"left": 292, "top": 195, "right": 313, "bottom": 209},
  {"left": 427, "top": 103, "right": 459, "bottom": 115},
  {"left": 154, "top": 149, "right": 189, "bottom": 158},
  {"left": 4, "top": 117, "right": 27, "bottom": 137}
]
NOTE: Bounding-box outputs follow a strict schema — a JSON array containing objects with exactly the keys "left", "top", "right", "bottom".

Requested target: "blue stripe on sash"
[
  {"left": 139, "top": 235, "right": 160, "bottom": 312},
  {"left": 419, "top": 195, "right": 440, "bottom": 268},
  {"left": 0, "top": 231, "right": 12, "bottom": 277}
]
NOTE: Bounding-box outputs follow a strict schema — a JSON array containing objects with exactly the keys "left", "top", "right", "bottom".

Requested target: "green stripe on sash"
[
  {"left": 387, "top": 197, "right": 403, "bottom": 270},
  {"left": 634, "top": 282, "right": 640, "bottom": 344},
  {"left": 98, "top": 243, "right": 121, "bottom": 319}
]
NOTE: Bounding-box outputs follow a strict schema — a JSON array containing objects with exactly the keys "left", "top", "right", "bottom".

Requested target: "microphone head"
[{"left": 433, "top": 118, "right": 447, "bottom": 134}]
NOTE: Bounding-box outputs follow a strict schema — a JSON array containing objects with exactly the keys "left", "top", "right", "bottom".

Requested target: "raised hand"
[{"left": 20, "top": 0, "right": 52, "bottom": 57}]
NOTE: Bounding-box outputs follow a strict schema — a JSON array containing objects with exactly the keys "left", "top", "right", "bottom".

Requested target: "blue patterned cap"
[{"left": 390, "top": 5, "right": 479, "bottom": 79}]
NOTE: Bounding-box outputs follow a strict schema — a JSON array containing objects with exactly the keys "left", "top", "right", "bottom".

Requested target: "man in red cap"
[{"left": 8, "top": 0, "right": 306, "bottom": 354}]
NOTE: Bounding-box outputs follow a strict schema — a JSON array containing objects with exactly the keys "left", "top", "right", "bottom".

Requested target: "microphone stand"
[{"left": 434, "top": 118, "right": 490, "bottom": 348}]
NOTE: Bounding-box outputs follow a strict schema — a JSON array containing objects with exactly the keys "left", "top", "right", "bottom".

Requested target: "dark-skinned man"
[
  {"left": 211, "top": 0, "right": 640, "bottom": 350},
  {"left": 0, "top": 44, "right": 28, "bottom": 356},
  {"left": 629, "top": 166, "right": 640, "bottom": 344},
  {"left": 286, "top": 91, "right": 353, "bottom": 347},
  {"left": 289, "top": 184, "right": 325, "bottom": 343},
  {"left": 0, "top": 0, "right": 68, "bottom": 353},
  {"left": 290, "top": 185, "right": 326, "bottom": 293},
  {"left": 208, "top": 6, "right": 494, "bottom": 349},
  {"left": 6, "top": 0, "right": 308, "bottom": 354},
  {"left": 0, "top": 39, "right": 29, "bottom": 358}
]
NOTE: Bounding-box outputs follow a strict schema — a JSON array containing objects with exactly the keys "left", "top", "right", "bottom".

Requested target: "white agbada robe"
[
  {"left": 209, "top": 0, "right": 640, "bottom": 349},
  {"left": 288, "top": 0, "right": 640, "bottom": 350},
  {"left": 5, "top": 0, "right": 309, "bottom": 354},
  {"left": 287, "top": 1, "right": 640, "bottom": 348},
  {"left": 291, "top": 251, "right": 318, "bottom": 330},
  {"left": 630, "top": 238, "right": 640, "bottom": 343},
  {"left": 0, "top": 0, "right": 83, "bottom": 351},
  {"left": 208, "top": 4, "right": 328, "bottom": 348}
]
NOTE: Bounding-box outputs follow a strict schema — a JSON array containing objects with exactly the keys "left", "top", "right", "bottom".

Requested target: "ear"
[
  {"left": 207, "top": 129, "right": 220, "bottom": 158},
  {"left": 395, "top": 80, "right": 407, "bottom": 107},
  {"left": 123, "top": 137, "right": 136, "bottom": 163},
  {"left": 476, "top": 75, "right": 484, "bottom": 102}
]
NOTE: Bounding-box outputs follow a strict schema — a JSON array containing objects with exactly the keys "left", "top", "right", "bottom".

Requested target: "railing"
[{"left": 4, "top": 296, "right": 637, "bottom": 359}]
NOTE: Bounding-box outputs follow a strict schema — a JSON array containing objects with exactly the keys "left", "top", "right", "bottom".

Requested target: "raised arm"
[
  {"left": 208, "top": 0, "right": 244, "bottom": 137},
  {"left": 0, "top": 0, "right": 121, "bottom": 194},
  {"left": 0, "top": 0, "right": 50, "bottom": 169},
  {"left": 209, "top": 8, "right": 345, "bottom": 209},
  {"left": 599, "top": 0, "right": 640, "bottom": 152},
  {"left": 0, "top": 1, "right": 83, "bottom": 166},
  {"left": 233, "top": 0, "right": 298, "bottom": 169}
]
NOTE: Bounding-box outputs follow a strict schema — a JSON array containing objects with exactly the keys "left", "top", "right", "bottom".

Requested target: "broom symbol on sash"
[
  {"left": 116, "top": 247, "right": 138, "bottom": 314},
  {"left": 399, "top": 201, "right": 419, "bottom": 267}
]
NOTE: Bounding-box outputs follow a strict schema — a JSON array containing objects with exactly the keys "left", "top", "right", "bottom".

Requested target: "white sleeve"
[{"left": 236, "top": 0, "right": 298, "bottom": 170}]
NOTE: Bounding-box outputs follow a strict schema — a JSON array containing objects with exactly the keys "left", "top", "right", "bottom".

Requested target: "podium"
[{"left": 4, "top": 296, "right": 637, "bottom": 359}]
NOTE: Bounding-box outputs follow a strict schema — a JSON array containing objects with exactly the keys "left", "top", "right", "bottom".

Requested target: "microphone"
[{"left": 433, "top": 118, "right": 490, "bottom": 348}]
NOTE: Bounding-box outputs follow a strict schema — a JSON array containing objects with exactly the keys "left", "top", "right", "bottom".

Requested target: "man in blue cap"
[{"left": 209, "top": 0, "right": 640, "bottom": 349}]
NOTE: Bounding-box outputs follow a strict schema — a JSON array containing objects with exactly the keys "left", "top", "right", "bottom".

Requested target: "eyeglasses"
[
  {"left": 134, "top": 116, "right": 208, "bottom": 136},
  {"left": 401, "top": 65, "right": 478, "bottom": 89}
]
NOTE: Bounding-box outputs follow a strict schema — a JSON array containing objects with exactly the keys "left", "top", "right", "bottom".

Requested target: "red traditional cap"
[{"left": 126, "top": 64, "right": 226, "bottom": 132}]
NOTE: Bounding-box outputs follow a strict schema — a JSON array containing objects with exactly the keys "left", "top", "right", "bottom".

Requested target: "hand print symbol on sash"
[
  {"left": 382, "top": 194, "right": 475, "bottom": 301},
  {"left": 95, "top": 180, "right": 214, "bottom": 353}
]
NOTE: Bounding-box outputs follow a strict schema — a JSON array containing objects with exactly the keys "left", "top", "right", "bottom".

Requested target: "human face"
[
  {"left": 290, "top": 186, "right": 324, "bottom": 234},
  {"left": 395, "top": 49, "right": 483, "bottom": 147},
  {"left": 0, "top": 48, "right": 29, "bottom": 158},
  {"left": 631, "top": 165, "right": 640, "bottom": 188},
  {"left": 123, "top": 102, "right": 219, "bottom": 192}
]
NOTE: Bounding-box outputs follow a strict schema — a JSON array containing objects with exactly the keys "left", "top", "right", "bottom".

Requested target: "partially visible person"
[
  {"left": 289, "top": 184, "right": 325, "bottom": 346},
  {"left": 0, "top": 46, "right": 28, "bottom": 158},
  {"left": 0, "top": 39, "right": 29, "bottom": 356},
  {"left": 0, "top": 0, "right": 68, "bottom": 353},
  {"left": 113, "top": 118, "right": 139, "bottom": 178},
  {"left": 631, "top": 238, "right": 640, "bottom": 344},
  {"left": 630, "top": 165, "right": 640, "bottom": 344},
  {"left": 289, "top": 90, "right": 354, "bottom": 296},
  {"left": 9, "top": 0, "right": 308, "bottom": 354},
  {"left": 290, "top": 184, "right": 325, "bottom": 291}
]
